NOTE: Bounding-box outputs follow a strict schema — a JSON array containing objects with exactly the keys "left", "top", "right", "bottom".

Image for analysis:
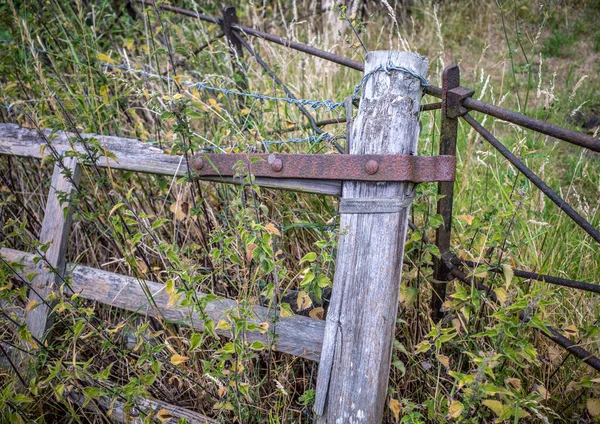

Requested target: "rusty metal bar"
[
  {"left": 448, "top": 266, "right": 600, "bottom": 372},
  {"left": 453, "top": 257, "right": 600, "bottom": 294},
  {"left": 134, "top": 0, "right": 363, "bottom": 71},
  {"left": 421, "top": 102, "right": 442, "bottom": 111},
  {"left": 462, "top": 97, "right": 600, "bottom": 152},
  {"left": 222, "top": 7, "right": 248, "bottom": 97},
  {"left": 192, "top": 153, "right": 456, "bottom": 182},
  {"left": 431, "top": 65, "right": 461, "bottom": 321},
  {"left": 462, "top": 113, "right": 600, "bottom": 245}
]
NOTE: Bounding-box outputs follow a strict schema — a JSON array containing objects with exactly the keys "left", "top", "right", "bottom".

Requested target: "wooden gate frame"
[
  {"left": 0, "top": 51, "right": 429, "bottom": 422},
  {"left": 2, "top": 46, "right": 599, "bottom": 422}
]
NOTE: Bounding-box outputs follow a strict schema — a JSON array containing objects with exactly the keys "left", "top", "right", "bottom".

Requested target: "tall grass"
[{"left": 0, "top": 0, "right": 598, "bottom": 422}]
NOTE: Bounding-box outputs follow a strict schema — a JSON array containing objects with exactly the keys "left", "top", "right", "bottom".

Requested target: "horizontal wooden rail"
[
  {"left": 68, "top": 386, "right": 218, "bottom": 423},
  {"left": 0, "top": 124, "right": 342, "bottom": 196},
  {"left": 0, "top": 248, "right": 325, "bottom": 361}
]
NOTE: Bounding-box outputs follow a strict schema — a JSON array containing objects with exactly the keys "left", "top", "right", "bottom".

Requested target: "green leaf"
[
  {"left": 414, "top": 340, "right": 431, "bottom": 354},
  {"left": 392, "top": 360, "right": 406, "bottom": 377},
  {"left": 300, "top": 252, "right": 317, "bottom": 264},
  {"left": 250, "top": 341, "right": 266, "bottom": 351}
]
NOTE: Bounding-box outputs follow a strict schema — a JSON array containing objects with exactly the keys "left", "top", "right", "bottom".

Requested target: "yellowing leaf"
[
  {"left": 309, "top": 307, "right": 325, "bottom": 320},
  {"left": 563, "top": 324, "right": 578, "bottom": 337},
  {"left": 218, "top": 385, "right": 228, "bottom": 398},
  {"left": 296, "top": 291, "right": 312, "bottom": 311},
  {"left": 587, "top": 398, "right": 600, "bottom": 417},
  {"left": 482, "top": 399, "right": 504, "bottom": 417},
  {"left": 99, "top": 85, "right": 108, "bottom": 104},
  {"left": 414, "top": 340, "right": 431, "bottom": 354},
  {"left": 246, "top": 243, "right": 258, "bottom": 263},
  {"left": 494, "top": 287, "right": 507, "bottom": 304},
  {"left": 208, "top": 98, "right": 222, "bottom": 113},
  {"left": 96, "top": 53, "right": 115, "bottom": 65},
  {"left": 548, "top": 345, "right": 562, "bottom": 364},
  {"left": 25, "top": 299, "right": 40, "bottom": 312},
  {"left": 448, "top": 400, "right": 464, "bottom": 419},
  {"left": 170, "top": 353, "right": 189, "bottom": 366},
  {"left": 279, "top": 303, "right": 294, "bottom": 318},
  {"left": 436, "top": 354, "right": 450, "bottom": 368},
  {"left": 169, "top": 200, "right": 188, "bottom": 221},
  {"left": 534, "top": 384, "right": 548, "bottom": 399},
  {"left": 216, "top": 320, "right": 231, "bottom": 332},
  {"left": 502, "top": 264, "right": 514, "bottom": 287},
  {"left": 264, "top": 223, "right": 280, "bottom": 236},
  {"left": 474, "top": 270, "right": 488, "bottom": 278},
  {"left": 389, "top": 398, "right": 401, "bottom": 422},
  {"left": 456, "top": 214, "right": 475, "bottom": 225},
  {"left": 258, "top": 322, "right": 269, "bottom": 333},
  {"left": 157, "top": 409, "right": 173, "bottom": 423},
  {"left": 506, "top": 378, "right": 522, "bottom": 391}
]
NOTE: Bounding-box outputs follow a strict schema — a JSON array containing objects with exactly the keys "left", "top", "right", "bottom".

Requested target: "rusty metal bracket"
[
  {"left": 446, "top": 86, "right": 475, "bottom": 118},
  {"left": 191, "top": 153, "right": 456, "bottom": 182}
]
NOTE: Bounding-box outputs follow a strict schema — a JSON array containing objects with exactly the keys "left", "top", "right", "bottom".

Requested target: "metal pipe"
[
  {"left": 463, "top": 97, "right": 600, "bottom": 152},
  {"left": 454, "top": 258, "right": 600, "bottom": 294},
  {"left": 462, "top": 113, "right": 600, "bottom": 245},
  {"left": 449, "top": 267, "right": 600, "bottom": 372}
]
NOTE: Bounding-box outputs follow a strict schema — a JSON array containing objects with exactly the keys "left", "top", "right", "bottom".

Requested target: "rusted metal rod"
[
  {"left": 432, "top": 65, "right": 461, "bottom": 322},
  {"left": 134, "top": 0, "right": 363, "bottom": 71},
  {"left": 462, "top": 97, "right": 600, "bottom": 152},
  {"left": 454, "top": 258, "right": 600, "bottom": 294},
  {"left": 462, "top": 113, "right": 600, "bottom": 244},
  {"left": 449, "top": 267, "right": 600, "bottom": 372}
]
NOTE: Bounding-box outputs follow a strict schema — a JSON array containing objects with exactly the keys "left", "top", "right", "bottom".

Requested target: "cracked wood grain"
[
  {"left": 314, "top": 51, "right": 428, "bottom": 423},
  {"left": 24, "top": 156, "right": 81, "bottom": 342}
]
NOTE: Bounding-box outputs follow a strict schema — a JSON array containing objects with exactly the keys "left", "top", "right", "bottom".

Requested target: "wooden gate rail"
[
  {"left": 0, "top": 247, "right": 325, "bottom": 362},
  {"left": 0, "top": 124, "right": 342, "bottom": 196}
]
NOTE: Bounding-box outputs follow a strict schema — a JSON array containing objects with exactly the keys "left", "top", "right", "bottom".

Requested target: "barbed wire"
[{"left": 98, "top": 60, "right": 430, "bottom": 111}]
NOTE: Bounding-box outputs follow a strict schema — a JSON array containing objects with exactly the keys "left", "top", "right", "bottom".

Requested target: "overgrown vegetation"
[{"left": 0, "top": 0, "right": 599, "bottom": 422}]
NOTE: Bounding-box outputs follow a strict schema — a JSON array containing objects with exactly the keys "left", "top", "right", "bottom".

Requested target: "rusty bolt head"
[
  {"left": 194, "top": 157, "right": 205, "bottom": 170},
  {"left": 365, "top": 160, "right": 379, "bottom": 175},
  {"left": 271, "top": 158, "right": 283, "bottom": 172}
]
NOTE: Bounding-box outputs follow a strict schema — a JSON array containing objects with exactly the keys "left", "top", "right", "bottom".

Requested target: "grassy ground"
[{"left": 0, "top": 0, "right": 599, "bottom": 422}]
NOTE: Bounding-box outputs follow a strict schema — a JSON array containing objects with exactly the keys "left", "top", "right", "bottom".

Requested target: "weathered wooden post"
[
  {"left": 314, "top": 51, "right": 428, "bottom": 422},
  {"left": 25, "top": 156, "right": 81, "bottom": 342}
]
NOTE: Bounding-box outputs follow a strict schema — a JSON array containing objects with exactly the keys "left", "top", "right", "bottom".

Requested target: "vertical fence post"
[
  {"left": 25, "top": 156, "right": 81, "bottom": 342},
  {"left": 222, "top": 6, "right": 248, "bottom": 94},
  {"left": 431, "top": 65, "right": 460, "bottom": 322},
  {"left": 314, "top": 51, "right": 428, "bottom": 423}
]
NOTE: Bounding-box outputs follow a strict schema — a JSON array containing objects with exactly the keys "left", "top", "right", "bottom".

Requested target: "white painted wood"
[
  {"left": 25, "top": 156, "right": 81, "bottom": 342},
  {"left": 0, "top": 124, "right": 342, "bottom": 196},
  {"left": 314, "top": 51, "right": 428, "bottom": 423},
  {"left": 1, "top": 248, "right": 324, "bottom": 361}
]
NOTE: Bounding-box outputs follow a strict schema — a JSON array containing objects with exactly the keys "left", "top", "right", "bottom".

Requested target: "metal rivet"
[
  {"left": 194, "top": 157, "right": 205, "bottom": 170},
  {"left": 271, "top": 158, "right": 283, "bottom": 172},
  {"left": 365, "top": 160, "right": 379, "bottom": 175}
]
